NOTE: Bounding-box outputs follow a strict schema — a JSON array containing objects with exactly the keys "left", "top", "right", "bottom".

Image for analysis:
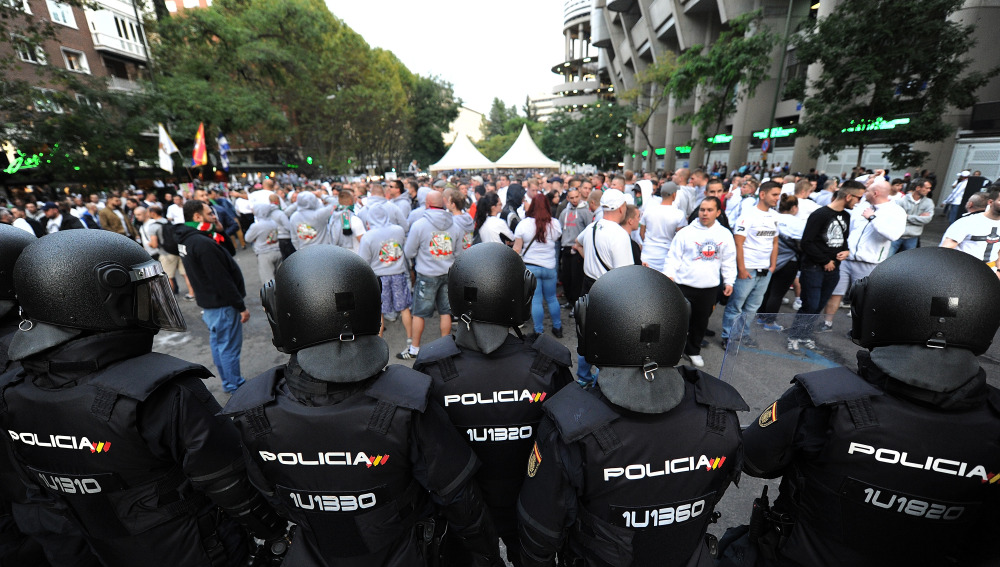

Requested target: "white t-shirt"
[
  {"left": 942, "top": 212, "right": 1000, "bottom": 265},
  {"left": 166, "top": 203, "right": 185, "bottom": 225},
  {"left": 794, "top": 198, "right": 821, "bottom": 220},
  {"left": 640, "top": 204, "right": 688, "bottom": 270},
  {"left": 478, "top": 215, "right": 513, "bottom": 244},
  {"left": 576, "top": 219, "right": 634, "bottom": 280},
  {"left": 235, "top": 197, "right": 253, "bottom": 215},
  {"left": 515, "top": 218, "right": 562, "bottom": 269},
  {"left": 732, "top": 205, "right": 778, "bottom": 269}
]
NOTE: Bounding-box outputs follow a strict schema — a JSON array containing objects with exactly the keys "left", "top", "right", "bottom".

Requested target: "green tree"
[
  {"left": 668, "top": 10, "right": 777, "bottom": 165},
  {"left": 481, "top": 98, "right": 519, "bottom": 139},
  {"left": 619, "top": 52, "right": 678, "bottom": 157},
  {"left": 406, "top": 75, "right": 460, "bottom": 170},
  {"left": 539, "top": 105, "right": 629, "bottom": 169},
  {"left": 787, "top": 0, "right": 997, "bottom": 170}
]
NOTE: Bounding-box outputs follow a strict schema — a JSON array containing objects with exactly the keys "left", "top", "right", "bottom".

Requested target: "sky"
[{"left": 324, "top": 0, "right": 566, "bottom": 114}]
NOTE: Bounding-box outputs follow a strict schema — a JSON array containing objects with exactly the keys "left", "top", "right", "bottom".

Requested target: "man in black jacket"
[
  {"left": 41, "top": 202, "right": 85, "bottom": 233},
  {"left": 176, "top": 199, "right": 249, "bottom": 393}
]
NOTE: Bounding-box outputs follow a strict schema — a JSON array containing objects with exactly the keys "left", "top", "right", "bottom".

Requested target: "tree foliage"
[
  {"left": 619, "top": 52, "right": 677, "bottom": 154},
  {"left": 539, "top": 105, "right": 629, "bottom": 169},
  {"left": 668, "top": 11, "right": 777, "bottom": 163},
  {"left": 787, "top": 0, "right": 997, "bottom": 170},
  {"left": 475, "top": 99, "right": 543, "bottom": 161},
  {"left": 407, "top": 76, "right": 461, "bottom": 170}
]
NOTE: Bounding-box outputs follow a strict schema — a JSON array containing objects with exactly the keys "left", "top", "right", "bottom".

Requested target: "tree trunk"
[{"left": 855, "top": 141, "right": 864, "bottom": 169}]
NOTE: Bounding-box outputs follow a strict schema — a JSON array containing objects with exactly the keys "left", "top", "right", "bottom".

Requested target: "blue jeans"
[
  {"left": 526, "top": 264, "right": 561, "bottom": 334},
  {"left": 888, "top": 236, "right": 918, "bottom": 256},
  {"left": 577, "top": 354, "right": 598, "bottom": 385},
  {"left": 790, "top": 264, "right": 840, "bottom": 340},
  {"left": 946, "top": 204, "right": 962, "bottom": 225},
  {"left": 722, "top": 270, "right": 772, "bottom": 340},
  {"left": 202, "top": 306, "right": 246, "bottom": 392}
]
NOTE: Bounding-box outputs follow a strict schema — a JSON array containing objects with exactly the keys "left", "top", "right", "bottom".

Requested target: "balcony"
[
  {"left": 630, "top": 17, "right": 650, "bottom": 56},
  {"left": 606, "top": 0, "right": 636, "bottom": 13},
  {"left": 648, "top": 0, "right": 674, "bottom": 31},
  {"left": 552, "top": 79, "right": 601, "bottom": 95},
  {"left": 107, "top": 76, "right": 143, "bottom": 93},
  {"left": 92, "top": 30, "right": 146, "bottom": 62}
]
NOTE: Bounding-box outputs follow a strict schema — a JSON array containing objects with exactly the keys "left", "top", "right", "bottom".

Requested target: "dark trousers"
[
  {"left": 278, "top": 238, "right": 295, "bottom": 259},
  {"left": 759, "top": 261, "right": 799, "bottom": 323},
  {"left": 678, "top": 284, "right": 718, "bottom": 356},
  {"left": 559, "top": 247, "right": 584, "bottom": 306},
  {"left": 790, "top": 264, "right": 840, "bottom": 340},
  {"left": 582, "top": 276, "right": 597, "bottom": 295}
]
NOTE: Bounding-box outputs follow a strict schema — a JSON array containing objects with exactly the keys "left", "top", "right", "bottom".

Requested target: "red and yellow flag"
[{"left": 191, "top": 122, "right": 207, "bottom": 166}]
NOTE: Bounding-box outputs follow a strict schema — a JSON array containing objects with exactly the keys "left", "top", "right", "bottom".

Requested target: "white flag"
[{"left": 157, "top": 123, "right": 179, "bottom": 172}]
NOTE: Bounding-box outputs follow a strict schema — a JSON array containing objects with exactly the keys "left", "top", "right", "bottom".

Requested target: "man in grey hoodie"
[
  {"left": 399, "top": 191, "right": 465, "bottom": 359},
  {"left": 358, "top": 183, "right": 408, "bottom": 232},
  {"left": 244, "top": 204, "right": 284, "bottom": 285},
  {"left": 288, "top": 191, "right": 337, "bottom": 249},
  {"left": 358, "top": 205, "right": 412, "bottom": 343},
  {"left": 264, "top": 194, "right": 295, "bottom": 258},
  {"left": 388, "top": 179, "right": 413, "bottom": 218}
]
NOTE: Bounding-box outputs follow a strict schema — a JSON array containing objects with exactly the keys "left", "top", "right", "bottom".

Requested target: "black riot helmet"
[
  {"left": 448, "top": 242, "right": 535, "bottom": 327},
  {"left": 13, "top": 230, "right": 186, "bottom": 332},
  {"left": 0, "top": 224, "right": 36, "bottom": 318},
  {"left": 575, "top": 265, "right": 689, "bottom": 370},
  {"left": 849, "top": 247, "right": 1000, "bottom": 354},
  {"left": 261, "top": 245, "right": 381, "bottom": 353}
]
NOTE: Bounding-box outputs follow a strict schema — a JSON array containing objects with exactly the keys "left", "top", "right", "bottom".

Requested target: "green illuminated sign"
[
  {"left": 841, "top": 117, "right": 911, "bottom": 133},
  {"left": 707, "top": 134, "right": 733, "bottom": 144},
  {"left": 306, "top": 156, "right": 313, "bottom": 165},
  {"left": 675, "top": 146, "right": 692, "bottom": 154},
  {"left": 3, "top": 150, "right": 42, "bottom": 175},
  {"left": 654, "top": 148, "right": 666, "bottom": 156},
  {"left": 641, "top": 150, "right": 649, "bottom": 157},
  {"left": 753, "top": 127, "right": 798, "bottom": 140}
]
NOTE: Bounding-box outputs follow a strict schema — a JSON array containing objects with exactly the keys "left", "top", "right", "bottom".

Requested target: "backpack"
[{"left": 160, "top": 222, "right": 180, "bottom": 255}]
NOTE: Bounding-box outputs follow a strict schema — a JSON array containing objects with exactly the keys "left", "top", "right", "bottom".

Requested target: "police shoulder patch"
[
  {"left": 758, "top": 401, "right": 778, "bottom": 428},
  {"left": 527, "top": 442, "right": 543, "bottom": 477}
]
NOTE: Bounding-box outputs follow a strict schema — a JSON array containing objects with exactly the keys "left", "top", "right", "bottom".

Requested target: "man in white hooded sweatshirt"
[{"left": 289, "top": 191, "right": 337, "bottom": 249}]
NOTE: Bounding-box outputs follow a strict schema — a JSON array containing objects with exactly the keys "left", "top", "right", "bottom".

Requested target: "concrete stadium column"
[
  {"left": 663, "top": 94, "right": 679, "bottom": 171},
  {"left": 566, "top": 30, "right": 572, "bottom": 60},
  {"left": 790, "top": 0, "right": 837, "bottom": 173}
]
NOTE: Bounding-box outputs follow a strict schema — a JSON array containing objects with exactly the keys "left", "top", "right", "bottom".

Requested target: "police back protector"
[
  {"left": 0, "top": 353, "right": 211, "bottom": 538},
  {"left": 416, "top": 334, "right": 571, "bottom": 524},
  {"left": 223, "top": 365, "right": 431, "bottom": 560},
  {"left": 775, "top": 367, "right": 1000, "bottom": 565},
  {"left": 545, "top": 368, "right": 745, "bottom": 567}
]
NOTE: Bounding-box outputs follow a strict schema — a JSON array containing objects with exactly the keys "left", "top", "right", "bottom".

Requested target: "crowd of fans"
[{"left": 3, "top": 161, "right": 997, "bottom": 389}]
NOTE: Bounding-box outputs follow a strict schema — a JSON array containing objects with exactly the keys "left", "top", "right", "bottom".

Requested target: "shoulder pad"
[
  {"left": 91, "top": 353, "right": 211, "bottom": 402},
  {"left": 531, "top": 334, "right": 573, "bottom": 368},
  {"left": 542, "top": 383, "right": 619, "bottom": 443},
  {"left": 221, "top": 367, "right": 282, "bottom": 416},
  {"left": 685, "top": 367, "right": 750, "bottom": 412},
  {"left": 412, "top": 335, "right": 461, "bottom": 370},
  {"left": 366, "top": 366, "right": 431, "bottom": 412},
  {"left": 793, "top": 367, "right": 884, "bottom": 406}
]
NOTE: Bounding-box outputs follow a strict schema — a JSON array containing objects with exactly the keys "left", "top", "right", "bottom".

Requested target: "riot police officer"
[
  {"left": 413, "top": 243, "right": 573, "bottom": 564},
  {"left": 0, "top": 224, "right": 98, "bottom": 567},
  {"left": 221, "top": 245, "right": 503, "bottom": 567},
  {"left": 517, "top": 265, "right": 748, "bottom": 567},
  {"left": 0, "top": 230, "right": 286, "bottom": 567},
  {"left": 719, "top": 247, "right": 1000, "bottom": 567}
]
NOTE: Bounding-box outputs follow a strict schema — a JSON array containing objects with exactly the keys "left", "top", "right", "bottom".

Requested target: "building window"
[
  {"left": 165, "top": 1, "right": 177, "bottom": 12},
  {"left": 12, "top": 37, "right": 46, "bottom": 65},
  {"left": 46, "top": 1, "right": 76, "bottom": 28},
  {"left": 61, "top": 48, "right": 90, "bottom": 73},
  {"left": 2, "top": 0, "right": 31, "bottom": 13},
  {"left": 34, "top": 89, "right": 64, "bottom": 114},
  {"left": 183, "top": 0, "right": 199, "bottom": 7}
]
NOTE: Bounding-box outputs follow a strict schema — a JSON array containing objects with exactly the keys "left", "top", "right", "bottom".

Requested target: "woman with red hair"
[{"left": 513, "top": 194, "right": 564, "bottom": 338}]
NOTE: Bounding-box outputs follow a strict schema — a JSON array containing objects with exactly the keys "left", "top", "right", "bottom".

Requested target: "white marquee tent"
[
  {"left": 429, "top": 134, "right": 496, "bottom": 172},
  {"left": 494, "top": 125, "right": 560, "bottom": 169}
]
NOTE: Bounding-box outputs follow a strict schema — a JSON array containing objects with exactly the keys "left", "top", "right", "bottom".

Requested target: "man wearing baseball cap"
[
  {"left": 573, "top": 189, "right": 636, "bottom": 294},
  {"left": 42, "top": 201, "right": 85, "bottom": 233}
]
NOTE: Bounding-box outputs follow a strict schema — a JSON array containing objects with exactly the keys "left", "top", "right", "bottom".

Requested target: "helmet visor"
[{"left": 131, "top": 261, "right": 187, "bottom": 332}]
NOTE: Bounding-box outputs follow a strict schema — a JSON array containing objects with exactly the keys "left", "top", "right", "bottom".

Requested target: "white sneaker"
[
  {"left": 787, "top": 339, "right": 800, "bottom": 352},
  {"left": 792, "top": 298, "right": 802, "bottom": 311},
  {"left": 782, "top": 297, "right": 790, "bottom": 305},
  {"left": 801, "top": 339, "right": 818, "bottom": 350},
  {"left": 687, "top": 354, "right": 705, "bottom": 368}
]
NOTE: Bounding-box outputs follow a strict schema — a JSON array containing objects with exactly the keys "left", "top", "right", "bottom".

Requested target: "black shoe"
[
  {"left": 523, "top": 332, "right": 539, "bottom": 342},
  {"left": 741, "top": 336, "right": 759, "bottom": 348},
  {"left": 552, "top": 327, "right": 564, "bottom": 339},
  {"left": 720, "top": 338, "right": 729, "bottom": 350},
  {"left": 705, "top": 329, "right": 716, "bottom": 337},
  {"left": 700, "top": 340, "right": 709, "bottom": 348}
]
